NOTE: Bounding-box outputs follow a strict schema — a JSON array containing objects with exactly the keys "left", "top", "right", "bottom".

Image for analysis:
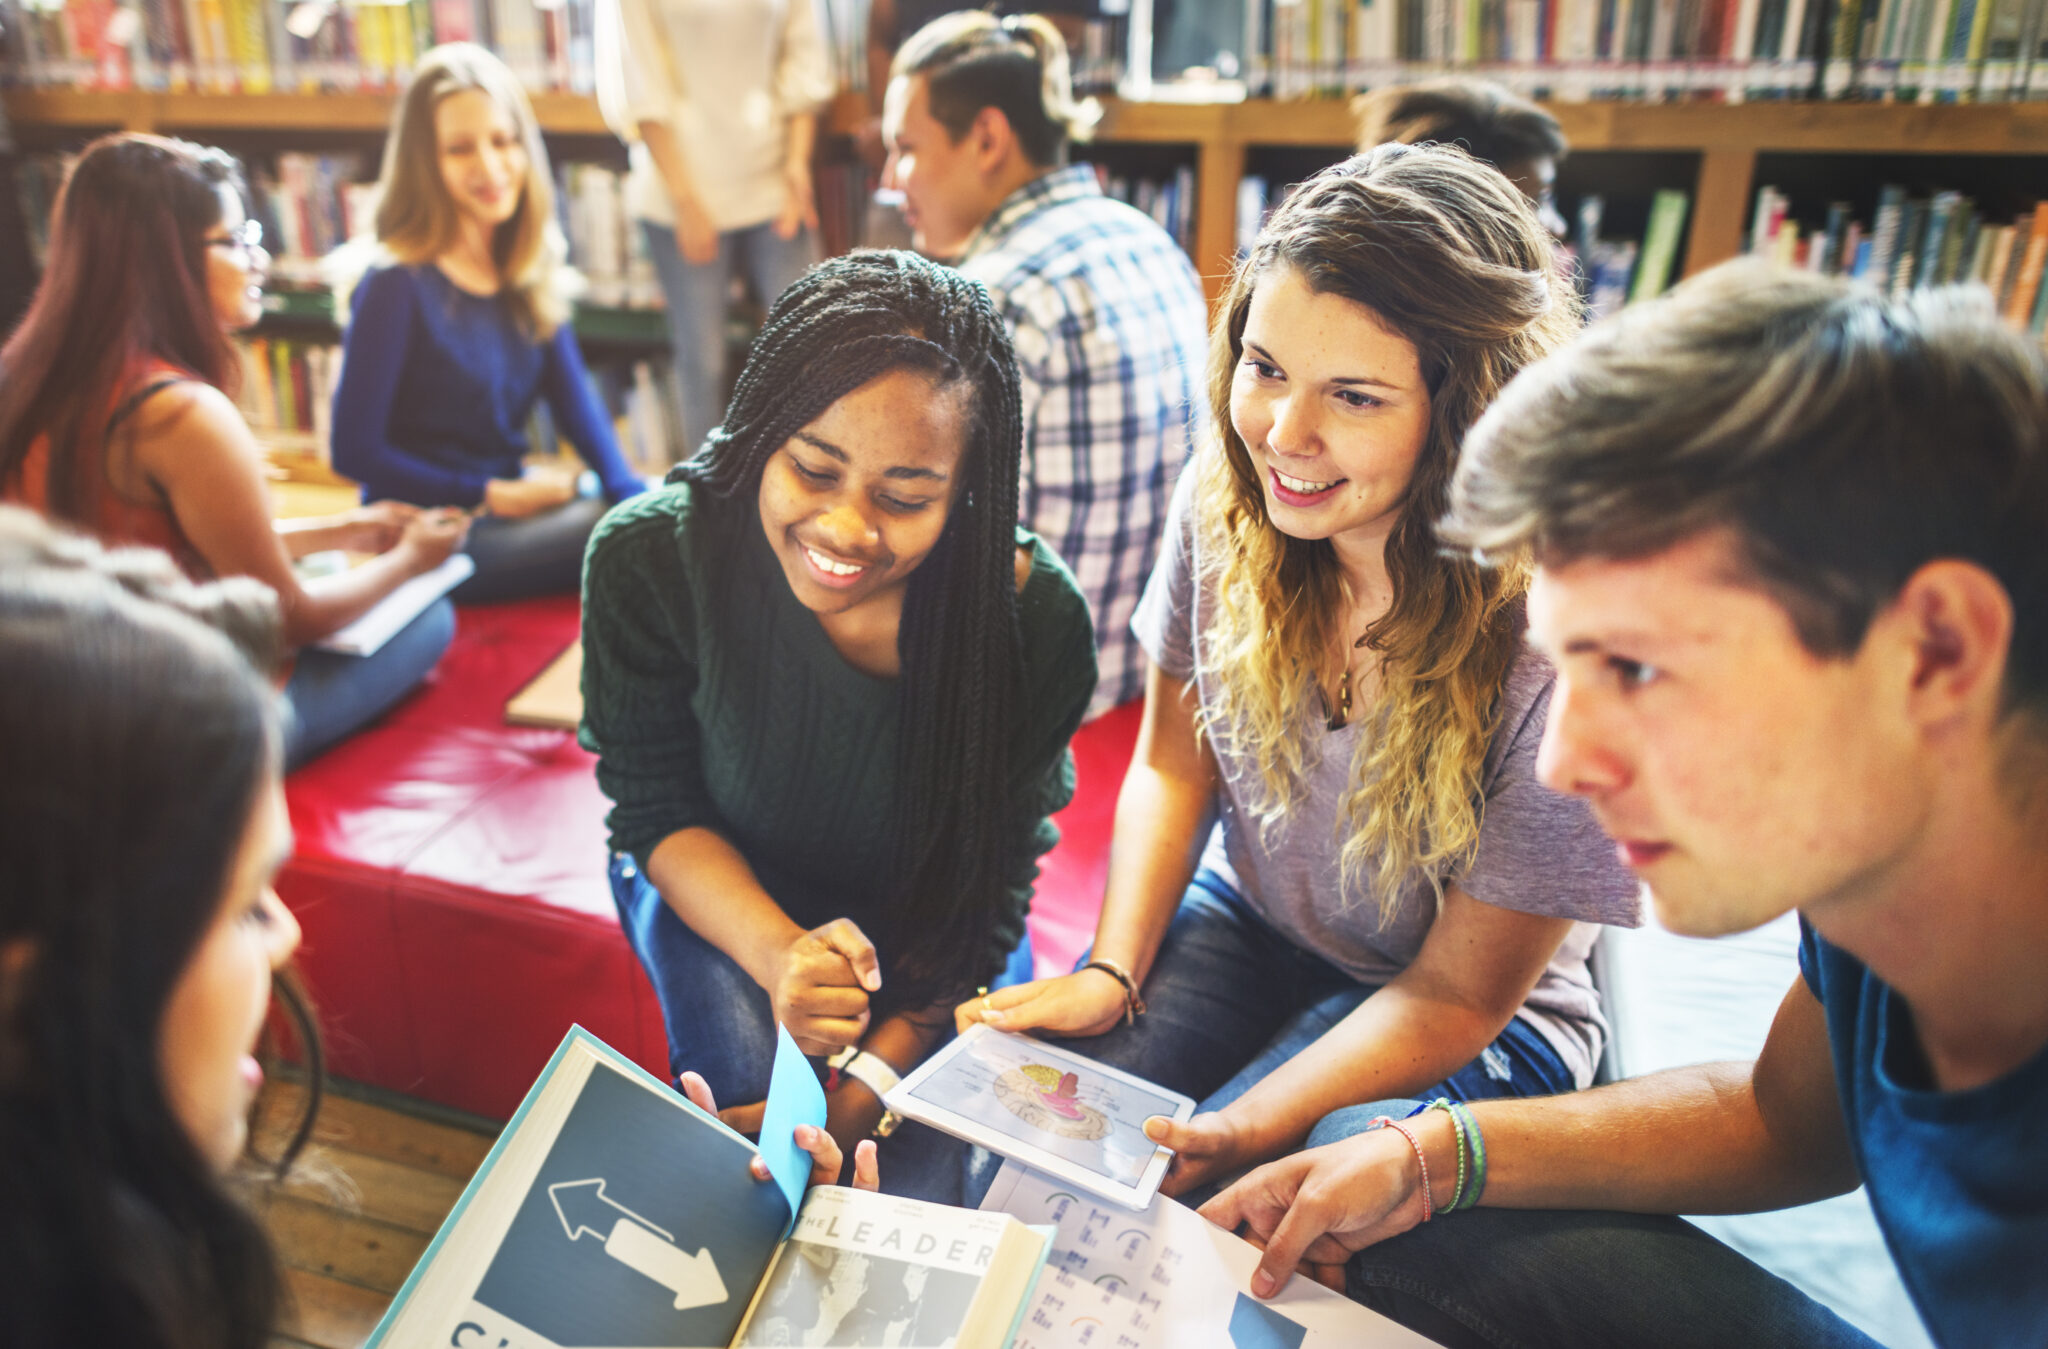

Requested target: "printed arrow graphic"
[{"left": 548, "top": 1177, "right": 729, "bottom": 1312}]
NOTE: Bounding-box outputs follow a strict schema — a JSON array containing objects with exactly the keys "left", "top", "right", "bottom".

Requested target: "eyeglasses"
[{"left": 205, "top": 218, "right": 266, "bottom": 259}]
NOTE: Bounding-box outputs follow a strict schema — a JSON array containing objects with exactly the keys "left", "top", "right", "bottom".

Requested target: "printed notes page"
[{"left": 983, "top": 1160, "right": 1441, "bottom": 1349}]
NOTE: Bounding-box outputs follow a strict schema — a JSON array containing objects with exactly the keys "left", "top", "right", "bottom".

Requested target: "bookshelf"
[{"left": 11, "top": 89, "right": 2048, "bottom": 300}]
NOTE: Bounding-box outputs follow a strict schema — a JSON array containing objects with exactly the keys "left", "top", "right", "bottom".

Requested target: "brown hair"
[
  {"left": 891, "top": 11, "right": 1098, "bottom": 166},
  {"left": 1355, "top": 77, "right": 1566, "bottom": 169},
  {"left": 1443, "top": 260, "right": 2048, "bottom": 717},
  {"left": 357, "top": 43, "right": 574, "bottom": 335},
  {"left": 0, "top": 134, "right": 243, "bottom": 522},
  {"left": 1199, "top": 142, "right": 1579, "bottom": 915}
]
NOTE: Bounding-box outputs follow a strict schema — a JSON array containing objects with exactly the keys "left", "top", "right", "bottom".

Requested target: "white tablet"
[{"left": 884, "top": 1024, "right": 1195, "bottom": 1210}]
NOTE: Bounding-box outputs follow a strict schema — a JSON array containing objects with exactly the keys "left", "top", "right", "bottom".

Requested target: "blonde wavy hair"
[
  {"left": 1198, "top": 143, "right": 1580, "bottom": 920},
  {"left": 333, "top": 43, "right": 576, "bottom": 336}
]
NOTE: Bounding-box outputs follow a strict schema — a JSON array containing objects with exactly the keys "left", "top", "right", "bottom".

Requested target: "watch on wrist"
[{"left": 827, "top": 1046, "right": 904, "bottom": 1137}]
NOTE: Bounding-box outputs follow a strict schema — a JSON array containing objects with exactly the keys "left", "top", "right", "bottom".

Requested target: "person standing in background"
[
  {"left": 597, "top": 0, "right": 835, "bottom": 457},
  {"left": 884, "top": 12, "right": 1207, "bottom": 716}
]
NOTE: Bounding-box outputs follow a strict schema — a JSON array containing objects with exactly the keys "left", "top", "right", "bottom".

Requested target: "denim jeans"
[
  {"left": 281, "top": 596, "right": 455, "bottom": 770},
  {"left": 642, "top": 219, "right": 818, "bottom": 458},
  {"left": 453, "top": 494, "right": 609, "bottom": 605},
  {"left": 1309, "top": 1101, "right": 1882, "bottom": 1349},
  {"left": 1076, "top": 870, "right": 1579, "bottom": 1111},
  {"left": 607, "top": 851, "right": 1033, "bottom": 1204}
]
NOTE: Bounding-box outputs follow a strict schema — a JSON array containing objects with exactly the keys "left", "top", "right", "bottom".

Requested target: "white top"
[{"left": 598, "top": 0, "right": 835, "bottom": 232}]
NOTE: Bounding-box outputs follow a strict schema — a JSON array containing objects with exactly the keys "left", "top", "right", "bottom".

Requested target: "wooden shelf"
[{"left": 12, "top": 88, "right": 2046, "bottom": 300}]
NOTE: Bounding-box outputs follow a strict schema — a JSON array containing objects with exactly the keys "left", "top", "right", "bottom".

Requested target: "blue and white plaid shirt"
[{"left": 957, "top": 164, "right": 1209, "bottom": 717}]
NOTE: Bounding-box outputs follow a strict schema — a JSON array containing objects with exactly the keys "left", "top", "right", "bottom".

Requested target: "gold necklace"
[{"left": 1325, "top": 631, "right": 1372, "bottom": 732}]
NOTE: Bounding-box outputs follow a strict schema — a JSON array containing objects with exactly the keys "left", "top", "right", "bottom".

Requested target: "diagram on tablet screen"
[{"left": 993, "top": 1065, "right": 1112, "bottom": 1140}]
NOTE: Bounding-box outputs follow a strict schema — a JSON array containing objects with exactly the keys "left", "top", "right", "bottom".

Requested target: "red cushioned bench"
[{"left": 279, "top": 596, "right": 1141, "bottom": 1120}]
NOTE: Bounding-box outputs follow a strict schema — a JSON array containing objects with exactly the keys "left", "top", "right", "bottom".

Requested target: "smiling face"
[
  {"left": 202, "top": 184, "right": 268, "bottom": 331},
  {"left": 757, "top": 365, "right": 973, "bottom": 616},
  {"left": 1527, "top": 529, "right": 1929, "bottom": 938},
  {"left": 158, "top": 773, "right": 302, "bottom": 1173},
  {"left": 881, "top": 74, "right": 995, "bottom": 259},
  {"left": 1230, "top": 265, "right": 1435, "bottom": 560},
  {"left": 434, "top": 87, "right": 529, "bottom": 232}
]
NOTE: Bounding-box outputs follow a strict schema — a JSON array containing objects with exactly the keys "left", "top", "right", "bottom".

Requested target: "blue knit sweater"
[{"left": 331, "top": 263, "right": 644, "bottom": 508}]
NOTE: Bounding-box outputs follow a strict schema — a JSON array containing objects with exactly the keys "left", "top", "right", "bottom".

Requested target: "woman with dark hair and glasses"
[
  {"left": 580, "top": 250, "right": 1097, "bottom": 1195},
  {"left": 0, "top": 132, "right": 470, "bottom": 768}
]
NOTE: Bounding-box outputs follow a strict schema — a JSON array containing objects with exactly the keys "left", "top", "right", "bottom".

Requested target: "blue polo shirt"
[{"left": 1798, "top": 918, "right": 2048, "bottom": 1347}]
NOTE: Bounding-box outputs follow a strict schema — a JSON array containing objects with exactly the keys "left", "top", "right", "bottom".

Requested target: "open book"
[
  {"left": 312, "top": 553, "right": 474, "bottom": 656},
  {"left": 368, "top": 1027, "right": 1052, "bottom": 1349}
]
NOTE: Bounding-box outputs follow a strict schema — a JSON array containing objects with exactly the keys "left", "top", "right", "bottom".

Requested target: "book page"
[
  {"left": 734, "top": 1186, "right": 1013, "bottom": 1348},
  {"left": 984, "top": 1161, "right": 1439, "bottom": 1349},
  {"left": 376, "top": 1035, "right": 789, "bottom": 1349},
  {"left": 314, "top": 553, "right": 474, "bottom": 655}
]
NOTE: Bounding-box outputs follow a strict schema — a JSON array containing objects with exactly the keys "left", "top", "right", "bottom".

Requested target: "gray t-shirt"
[{"left": 1130, "top": 468, "right": 1642, "bottom": 1085}]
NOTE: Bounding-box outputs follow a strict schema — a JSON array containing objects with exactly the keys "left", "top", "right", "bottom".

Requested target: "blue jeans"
[
  {"left": 1076, "top": 870, "right": 1579, "bottom": 1112},
  {"left": 1308, "top": 1101, "right": 1881, "bottom": 1349},
  {"left": 282, "top": 597, "right": 455, "bottom": 770},
  {"left": 454, "top": 494, "right": 609, "bottom": 605},
  {"left": 608, "top": 852, "right": 1032, "bottom": 1204},
  {"left": 642, "top": 219, "right": 818, "bottom": 458}
]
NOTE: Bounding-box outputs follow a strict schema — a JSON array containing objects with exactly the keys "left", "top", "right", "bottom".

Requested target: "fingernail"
[
  {"left": 865, "top": 971, "right": 882, "bottom": 991},
  {"left": 1142, "top": 1117, "right": 1167, "bottom": 1141},
  {"left": 983, "top": 1010, "right": 1005, "bottom": 1025},
  {"left": 794, "top": 1124, "right": 814, "bottom": 1145},
  {"left": 1252, "top": 1273, "right": 1275, "bottom": 1298}
]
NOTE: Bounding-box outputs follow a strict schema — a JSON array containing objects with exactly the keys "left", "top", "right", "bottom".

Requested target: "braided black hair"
[{"left": 677, "top": 250, "right": 1025, "bottom": 1014}]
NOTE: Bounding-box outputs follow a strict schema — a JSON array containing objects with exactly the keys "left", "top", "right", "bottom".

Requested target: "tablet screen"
[{"left": 897, "top": 1027, "right": 1190, "bottom": 1191}]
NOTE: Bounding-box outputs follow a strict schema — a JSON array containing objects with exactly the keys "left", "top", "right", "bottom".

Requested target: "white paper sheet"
[{"left": 983, "top": 1160, "right": 1441, "bottom": 1349}]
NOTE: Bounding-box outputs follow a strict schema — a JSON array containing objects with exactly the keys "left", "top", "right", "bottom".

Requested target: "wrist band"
[
  {"left": 1450, "top": 1100, "right": 1487, "bottom": 1210},
  {"left": 1412, "top": 1098, "right": 1488, "bottom": 1213},
  {"left": 1369, "top": 1116, "right": 1433, "bottom": 1223},
  {"left": 1082, "top": 957, "right": 1147, "bottom": 1026},
  {"left": 826, "top": 1046, "right": 904, "bottom": 1137}
]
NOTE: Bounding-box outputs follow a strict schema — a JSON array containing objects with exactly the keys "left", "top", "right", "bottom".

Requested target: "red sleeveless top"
[{"left": 3, "top": 363, "right": 209, "bottom": 578}]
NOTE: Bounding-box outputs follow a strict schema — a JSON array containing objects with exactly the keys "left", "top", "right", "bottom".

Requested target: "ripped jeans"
[{"left": 1072, "top": 869, "right": 1579, "bottom": 1115}]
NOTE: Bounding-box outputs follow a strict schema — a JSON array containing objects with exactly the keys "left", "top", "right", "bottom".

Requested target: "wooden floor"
[{"left": 251, "top": 1081, "right": 498, "bottom": 1349}]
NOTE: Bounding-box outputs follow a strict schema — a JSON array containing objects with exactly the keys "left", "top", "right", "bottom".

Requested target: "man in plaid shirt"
[{"left": 884, "top": 12, "right": 1208, "bottom": 716}]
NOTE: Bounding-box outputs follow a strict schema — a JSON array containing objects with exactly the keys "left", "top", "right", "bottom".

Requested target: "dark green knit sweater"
[{"left": 578, "top": 482, "right": 1098, "bottom": 981}]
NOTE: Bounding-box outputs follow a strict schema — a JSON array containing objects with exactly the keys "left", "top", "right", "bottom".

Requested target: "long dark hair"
[
  {"left": 0, "top": 134, "right": 245, "bottom": 522},
  {"left": 679, "top": 250, "right": 1024, "bottom": 1012},
  {"left": 0, "top": 508, "right": 318, "bottom": 1349}
]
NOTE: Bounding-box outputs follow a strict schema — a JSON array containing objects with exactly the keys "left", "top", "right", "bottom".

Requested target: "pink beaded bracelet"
[{"left": 1368, "top": 1115, "right": 1434, "bottom": 1223}]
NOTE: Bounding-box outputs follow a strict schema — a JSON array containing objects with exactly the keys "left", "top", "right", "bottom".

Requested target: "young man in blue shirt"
[
  {"left": 1199, "top": 262, "right": 2048, "bottom": 1349},
  {"left": 881, "top": 12, "right": 1207, "bottom": 717}
]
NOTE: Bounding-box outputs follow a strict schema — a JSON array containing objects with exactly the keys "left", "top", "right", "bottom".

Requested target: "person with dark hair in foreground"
[
  {"left": 1354, "top": 77, "right": 1568, "bottom": 239},
  {"left": 884, "top": 11, "right": 1206, "bottom": 717},
  {"left": 1201, "top": 261, "right": 2048, "bottom": 1348},
  {"left": 0, "top": 507, "right": 310, "bottom": 1349},
  {"left": 0, "top": 507, "right": 871, "bottom": 1348},
  {"left": 579, "top": 251, "right": 1096, "bottom": 1198}
]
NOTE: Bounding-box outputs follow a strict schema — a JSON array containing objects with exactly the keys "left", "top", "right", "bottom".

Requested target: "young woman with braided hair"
[
  {"left": 959, "top": 145, "right": 1641, "bottom": 1201},
  {"left": 580, "top": 250, "right": 1096, "bottom": 1195}
]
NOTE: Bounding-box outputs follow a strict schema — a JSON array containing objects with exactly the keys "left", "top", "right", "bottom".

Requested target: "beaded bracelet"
[
  {"left": 1420, "top": 1100, "right": 1469, "bottom": 1211},
  {"left": 1368, "top": 1115, "right": 1434, "bottom": 1222}
]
